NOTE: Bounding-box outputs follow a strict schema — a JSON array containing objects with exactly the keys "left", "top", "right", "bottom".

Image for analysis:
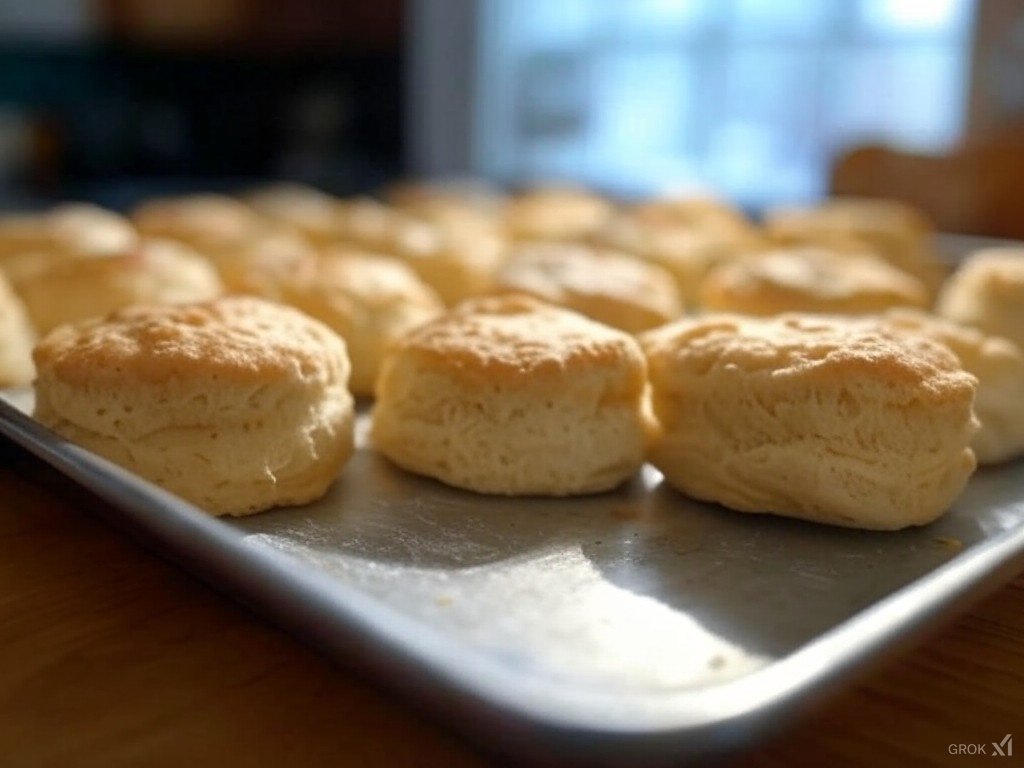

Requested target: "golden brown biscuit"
[
  {"left": 384, "top": 178, "right": 506, "bottom": 215},
  {"left": 273, "top": 249, "right": 444, "bottom": 396},
  {"left": 642, "top": 314, "right": 978, "bottom": 529},
  {"left": 209, "top": 229, "right": 319, "bottom": 300},
  {"left": 17, "top": 239, "right": 223, "bottom": 334},
  {"left": 936, "top": 248, "right": 1024, "bottom": 352},
  {"left": 335, "top": 198, "right": 506, "bottom": 305},
  {"left": 595, "top": 216, "right": 761, "bottom": 304},
  {"left": 0, "top": 203, "right": 138, "bottom": 287},
  {"left": 494, "top": 242, "right": 682, "bottom": 333},
  {"left": 48, "top": 203, "right": 138, "bottom": 254},
  {"left": 628, "top": 194, "right": 754, "bottom": 234},
  {"left": 334, "top": 197, "right": 424, "bottom": 248},
  {"left": 0, "top": 212, "right": 55, "bottom": 264},
  {"left": 505, "top": 187, "right": 614, "bottom": 242},
  {"left": 244, "top": 183, "right": 341, "bottom": 245},
  {"left": 131, "top": 193, "right": 261, "bottom": 255},
  {"left": 880, "top": 309, "right": 1024, "bottom": 464},
  {"left": 372, "top": 294, "right": 648, "bottom": 495},
  {"left": 698, "top": 247, "right": 929, "bottom": 316},
  {"left": 33, "top": 297, "right": 354, "bottom": 516},
  {"left": 0, "top": 271, "right": 35, "bottom": 386},
  {"left": 0, "top": 203, "right": 135, "bottom": 258},
  {"left": 764, "top": 197, "right": 944, "bottom": 290}
]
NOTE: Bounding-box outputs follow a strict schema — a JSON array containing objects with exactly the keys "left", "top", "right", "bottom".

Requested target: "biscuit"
[
  {"left": 594, "top": 216, "right": 761, "bottom": 304},
  {"left": 335, "top": 198, "right": 505, "bottom": 305},
  {"left": 936, "top": 248, "right": 1024, "bottom": 352},
  {"left": 0, "top": 272, "right": 35, "bottom": 386},
  {"left": 244, "top": 183, "right": 341, "bottom": 245},
  {"left": 273, "top": 249, "right": 444, "bottom": 396},
  {"left": 698, "top": 247, "right": 929, "bottom": 316},
  {"left": 505, "top": 187, "right": 614, "bottom": 242},
  {"left": 880, "top": 309, "right": 1024, "bottom": 464},
  {"left": 48, "top": 203, "right": 138, "bottom": 257},
  {"left": 764, "top": 197, "right": 944, "bottom": 290},
  {"left": 372, "top": 294, "right": 648, "bottom": 495},
  {"left": 131, "top": 193, "right": 261, "bottom": 254},
  {"left": 628, "top": 195, "right": 754, "bottom": 234},
  {"left": 334, "top": 197, "right": 425, "bottom": 249},
  {"left": 33, "top": 297, "right": 354, "bottom": 516},
  {"left": 0, "top": 203, "right": 138, "bottom": 287},
  {"left": 17, "top": 239, "right": 223, "bottom": 334},
  {"left": 385, "top": 178, "right": 505, "bottom": 215},
  {"left": 210, "top": 229, "right": 319, "bottom": 300},
  {"left": 494, "top": 242, "right": 682, "bottom": 333},
  {"left": 0, "top": 203, "right": 135, "bottom": 258},
  {"left": 0, "top": 213, "right": 54, "bottom": 263},
  {"left": 641, "top": 314, "right": 978, "bottom": 529}
]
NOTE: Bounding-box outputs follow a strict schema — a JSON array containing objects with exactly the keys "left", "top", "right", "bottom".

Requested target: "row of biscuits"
[
  {"left": 0, "top": 185, "right": 1011, "bottom": 324},
  {"left": 28, "top": 294, "right": 982, "bottom": 531},
  {"left": 0, "top": 186, "right": 963, "bottom": 362},
  {"left": 0, "top": 183, "right": 1018, "bottom": 381},
  {"left": 0, "top": 191, "right": 958, "bottom": 334},
  {"left": 4, "top": 183, "right": 1024, "bottom": 530}
]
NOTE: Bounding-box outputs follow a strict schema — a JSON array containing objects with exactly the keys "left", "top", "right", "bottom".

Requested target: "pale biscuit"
[
  {"left": 372, "top": 294, "right": 648, "bottom": 495},
  {"left": 698, "top": 247, "right": 929, "bottom": 316},
  {"left": 17, "top": 239, "right": 223, "bottom": 334},
  {"left": 0, "top": 271, "right": 35, "bottom": 386},
  {"left": 273, "top": 249, "right": 444, "bottom": 396},
  {"left": 209, "top": 229, "right": 319, "bottom": 300},
  {"left": 594, "top": 216, "right": 761, "bottom": 304},
  {"left": 0, "top": 204, "right": 138, "bottom": 287},
  {"left": 334, "top": 197, "right": 427, "bottom": 249},
  {"left": 244, "top": 183, "right": 341, "bottom": 245},
  {"left": 641, "top": 314, "right": 978, "bottom": 529},
  {"left": 628, "top": 195, "right": 754, "bottom": 234},
  {"left": 401, "top": 199, "right": 505, "bottom": 249},
  {"left": 384, "top": 178, "right": 506, "bottom": 215},
  {"left": 131, "top": 193, "right": 261, "bottom": 254},
  {"left": 335, "top": 198, "right": 506, "bottom": 305},
  {"left": 764, "top": 197, "right": 944, "bottom": 290},
  {"left": 880, "top": 309, "right": 1024, "bottom": 464},
  {"left": 494, "top": 242, "right": 682, "bottom": 333},
  {"left": 505, "top": 187, "right": 614, "bottom": 242},
  {"left": 33, "top": 297, "right": 354, "bottom": 516},
  {"left": 48, "top": 203, "right": 138, "bottom": 255},
  {"left": 936, "top": 248, "right": 1024, "bottom": 352},
  {"left": 0, "top": 212, "right": 56, "bottom": 264},
  {"left": 0, "top": 203, "right": 135, "bottom": 259}
]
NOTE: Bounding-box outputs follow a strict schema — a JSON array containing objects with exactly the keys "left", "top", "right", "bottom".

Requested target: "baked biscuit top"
[
  {"left": 642, "top": 313, "right": 976, "bottom": 400},
  {"left": 389, "top": 294, "right": 645, "bottom": 382},
  {"left": 34, "top": 296, "right": 347, "bottom": 387}
]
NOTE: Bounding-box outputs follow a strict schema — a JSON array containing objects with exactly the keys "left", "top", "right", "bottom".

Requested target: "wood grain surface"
[{"left": 1, "top": 436, "right": 1021, "bottom": 768}]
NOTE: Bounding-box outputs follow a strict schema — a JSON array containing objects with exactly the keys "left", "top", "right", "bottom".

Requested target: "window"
[{"left": 472, "top": 0, "right": 975, "bottom": 206}]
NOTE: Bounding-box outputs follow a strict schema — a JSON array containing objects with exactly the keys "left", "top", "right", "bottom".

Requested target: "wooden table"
[{"left": 2, "top": 436, "right": 1022, "bottom": 768}]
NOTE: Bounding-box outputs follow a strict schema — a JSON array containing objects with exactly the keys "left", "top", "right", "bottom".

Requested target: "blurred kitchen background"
[{"left": 0, "top": 0, "right": 1022, "bottom": 233}]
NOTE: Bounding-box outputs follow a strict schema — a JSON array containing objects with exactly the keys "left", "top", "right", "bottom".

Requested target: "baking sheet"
[{"left": 3, "top": 385, "right": 1024, "bottom": 765}]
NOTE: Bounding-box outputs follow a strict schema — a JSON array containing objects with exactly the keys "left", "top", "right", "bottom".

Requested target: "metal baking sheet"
[{"left": 3, "top": 384, "right": 1024, "bottom": 765}]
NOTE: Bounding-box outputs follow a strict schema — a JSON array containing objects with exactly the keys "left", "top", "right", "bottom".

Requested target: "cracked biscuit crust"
[
  {"left": 372, "top": 294, "right": 648, "bottom": 495},
  {"left": 34, "top": 297, "right": 354, "bottom": 516},
  {"left": 641, "top": 313, "right": 978, "bottom": 529}
]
